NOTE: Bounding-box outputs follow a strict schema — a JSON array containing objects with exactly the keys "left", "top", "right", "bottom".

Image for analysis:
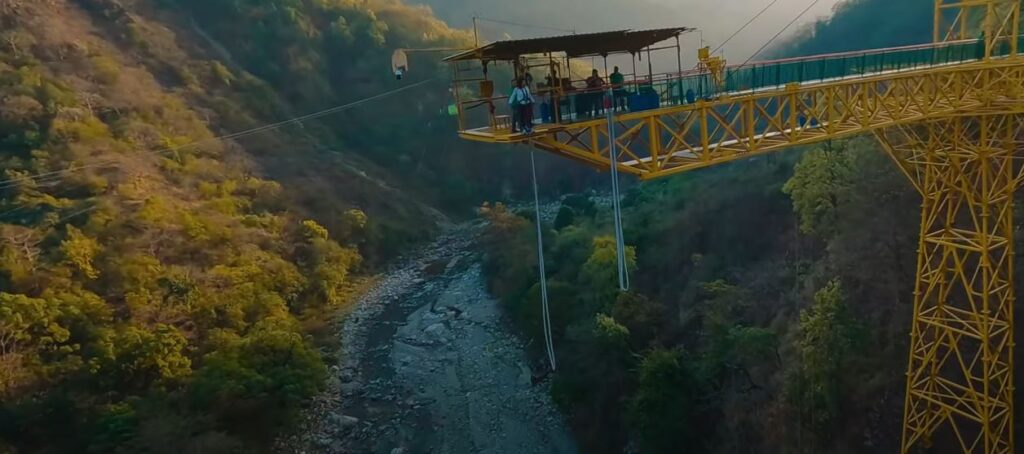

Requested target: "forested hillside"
[
  {"left": 479, "top": 0, "right": 1024, "bottom": 452},
  {"left": 0, "top": 0, "right": 563, "bottom": 451},
  {"left": 776, "top": 0, "right": 933, "bottom": 54}
]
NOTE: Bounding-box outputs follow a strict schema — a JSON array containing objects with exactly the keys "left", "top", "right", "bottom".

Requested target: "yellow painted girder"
[{"left": 518, "top": 59, "right": 1024, "bottom": 181}]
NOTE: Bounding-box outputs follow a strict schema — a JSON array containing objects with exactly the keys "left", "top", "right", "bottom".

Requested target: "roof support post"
[
  {"left": 646, "top": 46, "right": 654, "bottom": 80},
  {"left": 675, "top": 36, "right": 682, "bottom": 74},
  {"left": 676, "top": 35, "right": 683, "bottom": 104},
  {"left": 631, "top": 52, "right": 638, "bottom": 86}
]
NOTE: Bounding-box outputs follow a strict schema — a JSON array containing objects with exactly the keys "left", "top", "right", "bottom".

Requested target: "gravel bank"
[{"left": 280, "top": 221, "right": 576, "bottom": 454}]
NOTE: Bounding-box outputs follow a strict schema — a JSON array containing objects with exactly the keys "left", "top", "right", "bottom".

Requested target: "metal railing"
[{"left": 457, "top": 37, "right": 1021, "bottom": 134}]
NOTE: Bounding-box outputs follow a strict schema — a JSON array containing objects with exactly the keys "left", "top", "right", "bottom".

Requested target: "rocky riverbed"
[{"left": 280, "top": 221, "right": 576, "bottom": 453}]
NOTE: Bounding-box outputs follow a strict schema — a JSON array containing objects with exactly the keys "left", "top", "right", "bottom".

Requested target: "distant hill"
[
  {"left": 415, "top": 0, "right": 844, "bottom": 63},
  {"left": 775, "top": 0, "right": 933, "bottom": 56}
]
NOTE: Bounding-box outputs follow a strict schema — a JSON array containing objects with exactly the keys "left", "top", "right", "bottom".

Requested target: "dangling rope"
[
  {"left": 605, "top": 90, "right": 630, "bottom": 291},
  {"left": 530, "top": 150, "right": 557, "bottom": 371}
]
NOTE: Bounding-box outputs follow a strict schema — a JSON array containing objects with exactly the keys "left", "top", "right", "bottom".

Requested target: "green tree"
[
  {"left": 88, "top": 402, "right": 138, "bottom": 452},
  {"left": 782, "top": 143, "right": 854, "bottom": 238},
  {"left": 98, "top": 325, "right": 191, "bottom": 390},
  {"left": 579, "top": 236, "right": 636, "bottom": 312},
  {"left": 787, "top": 280, "right": 861, "bottom": 446},
  {"left": 553, "top": 205, "right": 575, "bottom": 230},
  {"left": 548, "top": 225, "right": 591, "bottom": 279},
  {"left": 0, "top": 293, "right": 71, "bottom": 395},
  {"left": 298, "top": 220, "right": 361, "bottom": 308},
  {"left": 610, "top": 292, "right": 665, "bottom": 349},
  {"left": 60, "top": 225, "right": 102, "bottom": 280},
  {"left": 785, "top": 138, "right": 917, "bottom": 363},
  {"left": 190, "top": 320, "right": 326, "bottom": 430},
  {"left": 628, "top": 348, "right": 705, "bottom": 453},
  {"left": 0, "top": 225, "right": 42, "bottom": 292},
  {"left": 593, "top": 313, "right": 629, "bottom": 350},
  {"left": 479, "top": 202, "right": 537, "bottom": 309},
  {"left": 340, "top": 208, "right": 368, "bottom": 239},
  {"left": 0, "top": 94, "right": 45, "bottom": 151},
  {"left": 519, "top": 280, "right": 576, "bottom": 343}
]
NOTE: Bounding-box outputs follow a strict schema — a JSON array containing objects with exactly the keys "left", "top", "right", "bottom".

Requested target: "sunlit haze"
[{"left": 420, "top": 0, "right": 847, "bottom": 63}]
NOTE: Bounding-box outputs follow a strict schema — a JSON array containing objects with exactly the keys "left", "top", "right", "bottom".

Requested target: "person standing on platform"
[
  {"left": 610, "top": 66, "right": 627, "bottom": 111},
  {"left": 585, "top": 69, "right": 605, "bottom": 117},
  {"left": 509, "top": 78, "right": 535, "bottom": 134}
]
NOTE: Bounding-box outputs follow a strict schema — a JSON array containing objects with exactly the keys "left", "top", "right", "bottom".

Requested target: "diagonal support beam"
[{"left": 878, "top": 115, "right": 1019, "bottom": 454}]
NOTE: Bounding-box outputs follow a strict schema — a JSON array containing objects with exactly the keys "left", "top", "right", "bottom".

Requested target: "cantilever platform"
[{"left": 459, "top": 123, "right": 567, "bottom": 143}]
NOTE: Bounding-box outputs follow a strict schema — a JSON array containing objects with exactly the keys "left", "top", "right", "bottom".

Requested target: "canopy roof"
[{"left": 443, "top": 27, "right": 693, "bottom": 62}]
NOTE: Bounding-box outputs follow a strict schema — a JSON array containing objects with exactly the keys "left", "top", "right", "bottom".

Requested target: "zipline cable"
[
  {"left": 54, "top": 205, "right": 99, "bottom": 225},
  {"left": 0, "top": 171, "right": 111, "bottom": 191},
  {"left": 716, "top": 0, "right": 823, "bottom": 95},
  {"left": 710, "top": 0, "right": 782, "bottom": 55},
  {"left": 0, "top": 79, "right": 437, "bottom": 190},
  {"left": 529, "top": 150, "right": 557, "bottom": 371},
  {"left": 0, "top": 195, "right": 99, "bottom": 230},
  {"left": 0, "top": 178, "right": 95, "bottom": 221},
  {"left": 742, "top": 0, "right": 823, "bottom": 65},
  {"left": 1, "top": 79, "right": 437, "bottom": 227}
]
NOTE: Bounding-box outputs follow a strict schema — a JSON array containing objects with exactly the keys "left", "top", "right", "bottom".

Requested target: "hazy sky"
[
  {"left": 421, "top": 0, "right": 848, "bottom": 64},
  {"left": 665, "top": 0, "right": 847, "bottom": 60}
]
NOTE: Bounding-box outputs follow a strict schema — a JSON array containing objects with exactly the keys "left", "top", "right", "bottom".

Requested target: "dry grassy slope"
[
  {"left": 5, "top": 0, "right": 448, "bottom": 262},
  {"left": 3, "top": 0, "right": 217, "bottom": 209}
]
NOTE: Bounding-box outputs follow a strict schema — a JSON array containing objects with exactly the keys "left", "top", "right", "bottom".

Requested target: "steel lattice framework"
[
  {"left": 455, "top": 1, "right": 1024, "bottom": 452},
  {"left": 877, "top": 115, "right": 1023, "bottom": 453},
  {"left": 519, "top": 62, "right": 1024, "bottom": 180}
]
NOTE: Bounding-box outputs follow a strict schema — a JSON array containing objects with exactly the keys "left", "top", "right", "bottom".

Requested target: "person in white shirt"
[{"left": 509, "top": 78, "right": 535, "bottom": 134}]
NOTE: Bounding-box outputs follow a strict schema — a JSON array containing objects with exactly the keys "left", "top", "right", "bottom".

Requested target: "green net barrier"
[
  {"left": 638, "top": 37, "right": 1024, "bottom": 109},
  {"left": 721, "top": 40, "right": 984, "bottom": 93}
]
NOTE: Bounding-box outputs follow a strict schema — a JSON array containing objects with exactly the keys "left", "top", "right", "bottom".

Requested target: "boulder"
[{"left": 423, "top": 322, "right": 451, "bottom": 343}]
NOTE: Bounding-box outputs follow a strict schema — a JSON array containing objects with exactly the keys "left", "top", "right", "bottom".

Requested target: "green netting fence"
[{"left": 641, "top": 37, "right": 1024, "bottom": 108}]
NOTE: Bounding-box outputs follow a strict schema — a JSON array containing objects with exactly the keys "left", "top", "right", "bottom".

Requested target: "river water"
[{"left": 284, "top": 222, "right": 576, "bottom": 454}]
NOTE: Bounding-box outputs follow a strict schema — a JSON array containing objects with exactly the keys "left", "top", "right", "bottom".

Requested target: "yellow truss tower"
[
  {"left": 884, "top": 3, "right": 1021, "bottom": 452},
  {"left": 448, "top": 1, "right": 1024, "bottom": 452}
]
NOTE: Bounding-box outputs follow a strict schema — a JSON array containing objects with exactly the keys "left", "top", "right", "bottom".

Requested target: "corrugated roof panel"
[{"left": 443, "top": 27, "right": 693, "bottom": 62}]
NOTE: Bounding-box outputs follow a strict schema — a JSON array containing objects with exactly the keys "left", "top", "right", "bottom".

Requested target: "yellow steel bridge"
[{"left": 446, "top": 1, "right": 1024, "bottom": 452}]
